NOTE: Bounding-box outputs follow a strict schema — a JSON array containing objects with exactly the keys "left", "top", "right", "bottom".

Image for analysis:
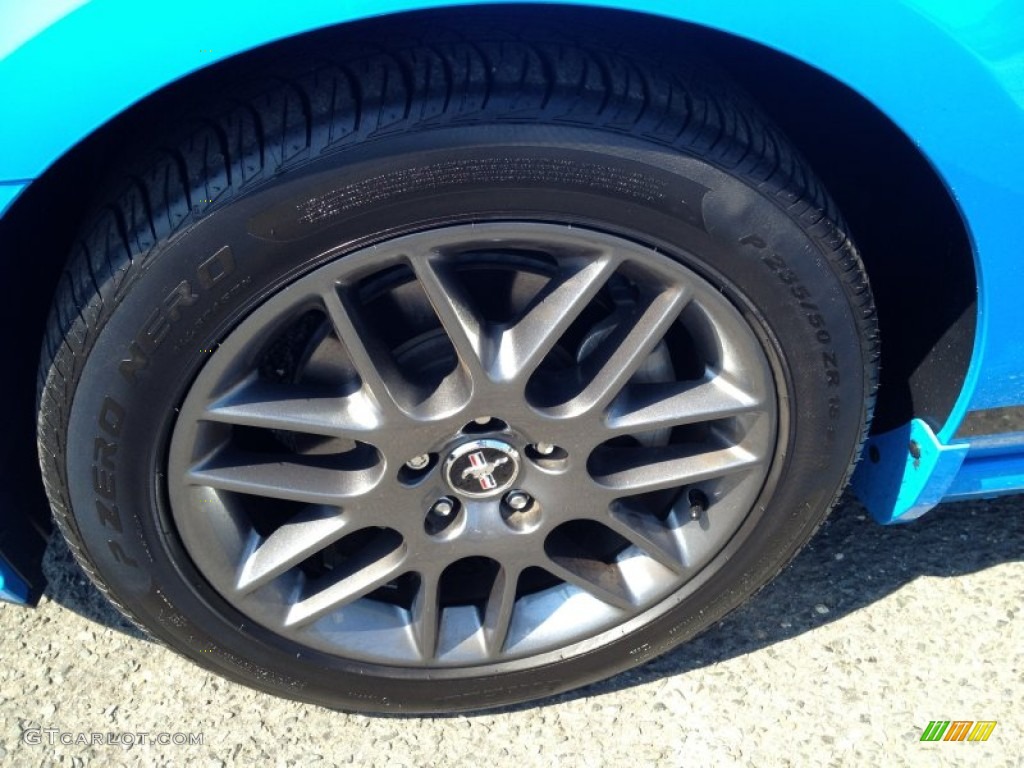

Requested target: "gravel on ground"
[{"left": 1, "top": 495, "right": 1021, "bottom": 767}]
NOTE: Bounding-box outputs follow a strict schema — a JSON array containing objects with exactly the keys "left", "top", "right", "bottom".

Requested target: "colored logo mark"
[
  {"left": 920, "top": 721, "right": 997, "bottom": 742},
  {"left": 461, "top": 450, "right": 508, "bottom": 490}
]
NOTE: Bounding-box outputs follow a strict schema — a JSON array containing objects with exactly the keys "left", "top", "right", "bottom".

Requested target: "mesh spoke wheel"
[{"left": 169, "top": 223, "right": 777, "bottom": 666}]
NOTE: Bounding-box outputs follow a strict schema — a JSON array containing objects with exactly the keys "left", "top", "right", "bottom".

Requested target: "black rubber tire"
[{"left": 37, "top": 24, "right": 878, "bottom": 713}]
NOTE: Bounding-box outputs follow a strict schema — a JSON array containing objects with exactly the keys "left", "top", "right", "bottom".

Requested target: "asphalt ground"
[{"left": 1, "top": 493, "right": 1021, "bottom": 767}]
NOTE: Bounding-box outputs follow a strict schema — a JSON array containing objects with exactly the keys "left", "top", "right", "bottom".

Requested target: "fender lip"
[
  {"left": 0, "top": 182, "right": 27, "bottom": 218},
  {"left": 852, "top": 419, "right": 968, "bottom": 524},
  {"left": 0, "top": 554, "right": 36, "bottom": 605},
  {"left": 854, "top": 414, "right": 1024, "bottom": 523},
  {"left": 0, "top": 507, "right": 47, "bottom": 604}
]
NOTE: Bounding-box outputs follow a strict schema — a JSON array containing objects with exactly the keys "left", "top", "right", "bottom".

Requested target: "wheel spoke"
[
  {"left": 482, "top": 565, "right": 521, "bottom": 657},
  {"left": 541, "top": 556, "right": 634, "bottom": 611},
  {"left": 205, "top": 377, "right": 384, "bottom": 435},
  {"left": 188, "top": 450, "right": 381, "bottom": 506},
  {"left": 284, "top": 540, "right": 409, "bottom": 628},
  {"left": 411, "top": 571, "right": 442, "bottom": 660},
  {"left": 575, "top": 286, "right": 690, "bottom": 411},
  {"left": 602, "top": 504, "right": 687, "bottom": 574},
  {"left": 235, "top": 506, "right": 353, "bottom": 593},
  {"left": 320, "top": 286, "right": 407, "bottom": 418},
  {"left": 591, "top": 443, "right": 762, "bottom": 496},
  {"left": 605, "top": 371, "right": 761, "bottom": 435},
  {"left": 409, "top": 254, "right": 490, "bottom": 383},
  {"left": 497, "top": 257, "right": 618, "bottom": 381}
]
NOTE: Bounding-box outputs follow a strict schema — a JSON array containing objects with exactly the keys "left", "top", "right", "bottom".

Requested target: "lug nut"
[
  {"left": 431, "top": 498, "right": 455, "bottom": 517},
  {"left": 534, "top": 442, "right": 555, "bottom": 456},
  {"left": 405, "top": 454, "right": 430, "bottom": 470},
  {"left": 505, "top": 491, "right": 531, "bottom": 511},
  {"left": 473, "top": 416, "right": 492, "bottom": 425}
]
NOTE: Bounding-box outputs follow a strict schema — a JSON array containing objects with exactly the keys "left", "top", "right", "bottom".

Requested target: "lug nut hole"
[
  {"left": 501, "top": 492, "right": 542, "bottom": 533},
  {"left": 526, "top": 443, "right": 569, "bottom": 471},
  {"left": 462, "top": 417, "right": 509, "bottom": 434},
  {"left": 399, "top": 453, "right": 438, "bottom": 485},
  {"left": 425, "top": 497, "right": 461, "bottom": 536}
]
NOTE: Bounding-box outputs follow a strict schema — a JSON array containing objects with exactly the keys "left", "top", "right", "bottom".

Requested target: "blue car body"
[{"left": 2, "top": 0, "right": 1023, "bottom": 604}]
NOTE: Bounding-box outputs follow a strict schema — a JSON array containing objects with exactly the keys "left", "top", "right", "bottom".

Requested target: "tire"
[{"left": 37, "top": 26, "right": 877, "bottom": 713}]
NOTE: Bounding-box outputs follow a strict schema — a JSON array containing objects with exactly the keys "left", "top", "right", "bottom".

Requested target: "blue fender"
[
  {"left": 4, "top": 0, "right": 1022, "bottom": 425},
  {"left": 1, "top": 1, "right": 1024, "bottom": 537}
]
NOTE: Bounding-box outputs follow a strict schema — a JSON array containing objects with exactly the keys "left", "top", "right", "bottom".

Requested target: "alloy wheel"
[{"left": 167, "top": 222, "right": 778, "bottom": 668}]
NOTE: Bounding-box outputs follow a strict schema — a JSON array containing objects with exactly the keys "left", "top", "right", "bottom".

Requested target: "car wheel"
[{"left": 37, "top": 31, "right": 877, "bottom": 713}]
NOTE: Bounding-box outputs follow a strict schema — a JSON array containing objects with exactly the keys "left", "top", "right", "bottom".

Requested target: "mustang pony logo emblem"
[
  {"left": 461, "top": 451, "right": 509, "bottom": 490},
  {"left": 445, "top": 439, "right": 519, "bottom": 497}
]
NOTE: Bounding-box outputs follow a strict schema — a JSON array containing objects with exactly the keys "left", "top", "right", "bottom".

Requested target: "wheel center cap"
[{"left": 445, "top": 439, "right": 520, "bottom": 498}]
